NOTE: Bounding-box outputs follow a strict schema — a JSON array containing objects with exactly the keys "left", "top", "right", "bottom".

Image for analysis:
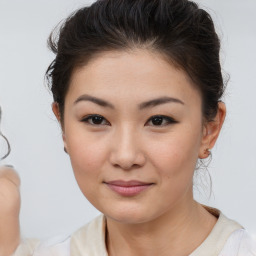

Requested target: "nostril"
[{"left": 114, "top": 163, "right": 141, "bottom": 171}]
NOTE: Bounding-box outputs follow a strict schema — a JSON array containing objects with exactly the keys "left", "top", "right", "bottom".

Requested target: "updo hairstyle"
[{"left": 46, "top": 0, "right": 225, "bottom": 126}]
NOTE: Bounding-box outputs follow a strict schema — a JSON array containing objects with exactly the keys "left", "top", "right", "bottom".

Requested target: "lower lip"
[{"left": 105, "top": 183, "right": 153, "bottom": 196}]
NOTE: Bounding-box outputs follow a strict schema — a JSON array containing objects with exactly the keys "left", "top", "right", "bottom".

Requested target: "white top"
[{"left": 13, "top": 206, "right": 256, "bottom": 256}]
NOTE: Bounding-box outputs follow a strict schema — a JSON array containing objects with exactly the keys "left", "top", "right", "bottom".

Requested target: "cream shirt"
[{"left": 13, "top": 206, "right": 256, "bottom": 256}]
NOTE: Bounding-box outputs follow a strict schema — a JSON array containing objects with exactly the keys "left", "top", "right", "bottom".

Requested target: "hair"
[{"left": 45, "top": 0, "right": 225, "bottom": 126}]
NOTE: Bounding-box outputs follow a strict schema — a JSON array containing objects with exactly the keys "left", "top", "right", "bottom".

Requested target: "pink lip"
[{"left": 104, "top": 180, "right": 154, "bottom": 196}]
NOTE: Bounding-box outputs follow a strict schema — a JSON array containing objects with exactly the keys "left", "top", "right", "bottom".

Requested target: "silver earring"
[{"left": 204, "top": 148, "right": 211, "bottom": 156}]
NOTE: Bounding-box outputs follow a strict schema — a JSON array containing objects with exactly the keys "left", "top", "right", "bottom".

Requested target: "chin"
[{"left": 102, "top": 205, "right": 155, "bottom": 224}]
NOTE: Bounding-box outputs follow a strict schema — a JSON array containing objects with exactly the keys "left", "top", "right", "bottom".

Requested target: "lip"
[{"left": 104, "top": 180, "right": 154, "bottom": 196}]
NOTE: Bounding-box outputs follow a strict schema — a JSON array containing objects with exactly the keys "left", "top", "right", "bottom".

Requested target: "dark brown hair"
[{"left": 46, "top": 0, "right": 225, "bottom": 124}]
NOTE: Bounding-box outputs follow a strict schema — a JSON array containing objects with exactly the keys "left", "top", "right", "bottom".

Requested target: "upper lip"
[{"left": 104, "top": 180, "right": 153, "bottom": 187}]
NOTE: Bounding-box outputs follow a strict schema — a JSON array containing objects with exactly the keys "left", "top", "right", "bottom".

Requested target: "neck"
[{"left": 105, "top": 200, "right": 217, "bottom": 256}]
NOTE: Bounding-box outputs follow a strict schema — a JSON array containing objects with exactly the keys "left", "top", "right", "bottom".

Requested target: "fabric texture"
[
  {"left": 219, "top": 229, "right": 256, "bottom": 256},
  {"left": 12, "top": 239, "right": 40, "bottom": 256},
  {"left": 12, "top": 206, "right": 256, "bottom": 256}
]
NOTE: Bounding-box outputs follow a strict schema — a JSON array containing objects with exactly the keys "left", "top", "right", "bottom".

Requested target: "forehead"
[{"left": 67, "top": 49, "right": 201, "bottom": 106}]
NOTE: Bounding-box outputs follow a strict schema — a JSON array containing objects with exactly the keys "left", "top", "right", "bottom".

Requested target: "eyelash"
[{"left": 81, "top": 114, "right": 178, "bottom": 127}]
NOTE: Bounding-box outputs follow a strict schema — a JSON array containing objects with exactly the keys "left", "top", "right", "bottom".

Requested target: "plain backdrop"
[{"left": 0, "top": 0, "right": 256, "bottom": 240}]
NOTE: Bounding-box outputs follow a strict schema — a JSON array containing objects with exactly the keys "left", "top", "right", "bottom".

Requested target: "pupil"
[
  {"left": 152, "top": 116, "right": 163, "bottom": 125},
  {"left": 93, "top": 116, "right": 103, "bottom": 124}
]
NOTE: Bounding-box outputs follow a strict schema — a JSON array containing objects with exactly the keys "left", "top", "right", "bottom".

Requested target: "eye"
[
  {"left": 81, "top": 114, "right": 109, "bottom": 126},
  {"left": 146, "top": 115, "right": 178, "bottom": 127}
]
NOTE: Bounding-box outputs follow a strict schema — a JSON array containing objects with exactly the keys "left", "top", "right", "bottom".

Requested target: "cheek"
[
  {"left": 148, "top": 132, "right": 201, "bottom": 209},
  {"left": 66, "top": 129, "right": 107, "bottom": 181},
  {"left": 152, "top": 131, "right": 201, "bottom": 175},
  {"left": 67, "top": 135, "right": 106, "bottom": 202},
  {"left": 148, "top": 124, "right": 203, "bottom": 202}
]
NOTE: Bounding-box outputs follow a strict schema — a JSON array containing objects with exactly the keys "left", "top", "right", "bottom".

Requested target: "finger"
[{"left": 0, "top": 166, "right": 20, "bottom": 187}]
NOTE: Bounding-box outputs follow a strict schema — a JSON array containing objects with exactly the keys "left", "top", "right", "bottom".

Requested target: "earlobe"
[
  {"left": 62, "top": 133, "right": 68, "bottom": 154},
  {"left": 199, "top": 102, "right": 226, "bottom": 159}
]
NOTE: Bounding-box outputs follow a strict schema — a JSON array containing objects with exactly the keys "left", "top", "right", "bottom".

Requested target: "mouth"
[{"left": 104, "top": 180, "right": 154, "bottom": 196}]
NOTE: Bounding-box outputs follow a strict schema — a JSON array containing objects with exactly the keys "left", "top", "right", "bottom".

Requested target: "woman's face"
[{"left": 57, "top": 50, "right": 209, "bottom": 224}]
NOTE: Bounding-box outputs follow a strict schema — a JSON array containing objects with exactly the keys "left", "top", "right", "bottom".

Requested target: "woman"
[{"left": 1, "top": 0, "right": 256, "bottom": 255}]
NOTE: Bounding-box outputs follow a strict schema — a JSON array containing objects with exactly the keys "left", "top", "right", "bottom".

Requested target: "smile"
[{"left": 104, "top": 180, "right": 154, "bottom": 197}]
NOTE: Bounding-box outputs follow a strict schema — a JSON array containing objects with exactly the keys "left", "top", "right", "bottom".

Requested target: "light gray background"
[{"left": 0, "top": 0, "right": 255, "bottom": 240}]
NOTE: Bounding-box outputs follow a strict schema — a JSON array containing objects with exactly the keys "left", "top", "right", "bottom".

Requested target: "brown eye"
[
  {"left": 147, "top": 115, "right": 178, "bottom": 127},
  {"left": 81, "top": 114, "right": 109, "bottom": 126}
]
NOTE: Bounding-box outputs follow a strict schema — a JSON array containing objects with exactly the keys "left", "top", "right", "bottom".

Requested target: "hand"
[{"left": 0, "top": 165, "right": 21, "bottom": 256}]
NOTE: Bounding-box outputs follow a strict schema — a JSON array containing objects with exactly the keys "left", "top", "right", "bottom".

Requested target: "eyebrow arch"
[
  {"left": 73, "top": 94, "right": 184, "bottom": 110},
  {"left": 74, "top": 94, "right": 115, "bottom": 109},
  {"left": 139, "top": 96, "right": 184, "bottom": 109}
]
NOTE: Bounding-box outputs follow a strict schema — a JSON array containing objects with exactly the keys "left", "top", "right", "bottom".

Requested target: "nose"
[{"left": 109, "top": 126, "right": 146, "bottom": 170}]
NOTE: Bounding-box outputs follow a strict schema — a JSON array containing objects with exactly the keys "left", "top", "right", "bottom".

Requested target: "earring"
[
  {"left": 64, "top": 147, "right": 68, "bottom": 154},
  {"left": 204, "top": 148, "right": 211, "bottom": 156}
]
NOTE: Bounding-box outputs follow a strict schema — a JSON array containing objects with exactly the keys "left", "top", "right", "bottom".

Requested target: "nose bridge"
[
  {"left": 110, "top": 122, "right": 145, "bottom": 169},
  {"left": 121, "top": 123, "right": 138, "bottom": 148}
]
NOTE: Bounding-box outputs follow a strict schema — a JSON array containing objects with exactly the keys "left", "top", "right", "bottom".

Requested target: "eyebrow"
[{"left": 73, "top": 94, "right": 184, "bottom": 110}]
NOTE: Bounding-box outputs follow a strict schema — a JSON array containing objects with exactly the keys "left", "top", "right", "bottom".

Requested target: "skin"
[
  {"left": 0, "top": 166, "right": 20, "bottom": 256},
  {"left": 0, "top": 48, "right": 226, "bottom": 255},
  {"left": 52, "top": 49, "right": 226, "bottom": 256}
]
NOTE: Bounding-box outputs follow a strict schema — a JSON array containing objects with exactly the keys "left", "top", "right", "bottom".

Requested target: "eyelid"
[
  {"left": 81, "top": 114, "right": 178, "bottom": 127},
  {"left": 81, "top": 114, "right": 110, "bottom": 126},
  {"left": 146, "top": 115, "right": 178, "bottom": 127}
]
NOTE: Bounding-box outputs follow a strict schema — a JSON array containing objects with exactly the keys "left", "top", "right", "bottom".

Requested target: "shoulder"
[
  {"left": 29, "top": 214, "right": 105, "bottom": 256},
  {"left": 32, "top": 235, "right": 70, "bottom": 256},
  {"left": 12, "top": 236, "right": 70, "bottom": 256},
  {"left": 70, "top": 214, "right": 108, "bottom": 255},
  {"left": 12, "top": 239, "right": 40, "bottom": 256},
  {"left": 219, "top": 229, "right": 256, "bottom": 256},
  {"left": 191, "top": 205, "right": 256, "bottom": 256}
]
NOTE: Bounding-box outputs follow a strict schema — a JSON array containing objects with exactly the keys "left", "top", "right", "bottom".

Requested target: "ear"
[
  {"left": 199, "top": 102, "right": 226, "bottom": 159},
  {"left": 52, "top": 102, "right": 61, "bottom": 122},
  {"left": 52, "top": 102, "right": 68, "bottom": 152}
]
